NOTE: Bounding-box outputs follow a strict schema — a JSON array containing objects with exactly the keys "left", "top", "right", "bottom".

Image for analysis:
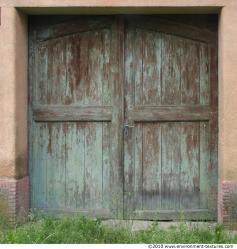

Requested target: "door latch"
[{"left": 124, "top": 124, "right": 135, "bottom": 137}]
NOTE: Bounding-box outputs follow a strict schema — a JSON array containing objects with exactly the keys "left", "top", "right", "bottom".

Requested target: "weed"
[{"left": 0, "top": 213, "right": 237, "bottom": 244}]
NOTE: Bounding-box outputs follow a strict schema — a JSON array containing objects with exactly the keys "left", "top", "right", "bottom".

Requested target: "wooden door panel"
[
  {"left": 35, "top": 29, "right": 111, "bottom": 106},
  {"left": 124, "top": 16, "right": 218, "bottom": 220},
  {"left": 124, "top": 122, "right": 211, "bottom": 215},
  {"left": 30, "top": 122, "right": 112, "bottom": 215},
  {"left": 125, "top": 27, "right": 211, "bottom": 107},
  {"left": 29, "top": 16, "right": 122, "bottom": 218}
]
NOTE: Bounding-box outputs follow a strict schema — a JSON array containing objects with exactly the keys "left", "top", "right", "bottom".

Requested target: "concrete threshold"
[{"left": 101, "top": 220, "right": 217, "bottom": 232}]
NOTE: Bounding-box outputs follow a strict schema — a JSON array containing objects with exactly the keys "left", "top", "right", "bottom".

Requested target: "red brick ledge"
[
  {"left": 0, "top": 177, "right": 236, "bottom": 225},
  {"left": 219, "top": 180, "right": 237, "bottom": 228},
  {"left": 0, "top": 176, "right": 29, "bottom": 223}
]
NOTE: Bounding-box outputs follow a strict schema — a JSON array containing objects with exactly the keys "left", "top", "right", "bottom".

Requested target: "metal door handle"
[
  {"left": 124, "top": 124, "right": 134, "bottom": 137},
  {"left": 124, "top": 124, "right": 135, "bottom": 128}
]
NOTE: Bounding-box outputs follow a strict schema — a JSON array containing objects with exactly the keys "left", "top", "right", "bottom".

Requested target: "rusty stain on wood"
[
  {"left": 29, "top": 15, "right": 218, "bottom": 221},
  {"left": 123, "top": 15, "right": 218, "bottom": 220},
  {"left": 29, "top": 16, "right": 120, "bottom": 218}
]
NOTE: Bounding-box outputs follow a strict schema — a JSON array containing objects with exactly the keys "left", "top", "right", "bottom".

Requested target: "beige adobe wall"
[
  {"left": 0, "top": 6, "right": 28, "bottom": 222},
  {"left": 0, "top": 7, "right": 27, "bottom": 179},
  {"left": 218, "top": 4, "right": 237, "bottom": 181},
  {"left": 218, "top": 3, "right": 237, "bottom": 225},
  {"left": 0, "top": 0, "right": 237, "bottom": 223}
]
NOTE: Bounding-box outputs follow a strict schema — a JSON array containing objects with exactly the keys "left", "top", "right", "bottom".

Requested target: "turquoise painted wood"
[
  {"left": 123, "top": 16, "right": 218, "bottom": 220},
  {"left": 29, "top": 15, "right": 218, "bottom": 220},
  {"left": 29, "top": 16, "right": 123, "bottom": 218}
]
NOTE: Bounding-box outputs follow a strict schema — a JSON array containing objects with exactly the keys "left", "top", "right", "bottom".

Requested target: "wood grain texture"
[
  {"left": 33, "top": 106, "right": 112, "bottom": 122},
  {"left": 161, "top": 123, "right": 181, "bottom": 210},
  {"left": 124, "top": 16, "right": 217, "bottom": 220},
  {"left": 133, "top": 124, "right": 143, "bottom": 213},
  {"left": 161, "top": 34, "right": 182, "bottom": 105},
  {"left": 142, "top": 30, "right": 162, "bottom": 105},
  {"left": 29, "top": 16, "right": 120, "bottom": 219},
  {"left": 133, "top": 209, "right": 215, "bottom": 221},
  {"left": 180, "top": 122, "right": 200, "bottom": 209},
  {"left": 125, "top": 16, "right": 217, "bottom": 44},
  {"left": 46, "top": 123, "right": 66, "bottom": 210},
  {"left": 29, "top": 15, "right": 218, "bottom": 221},
  {"left": 65, "top": 123, "right": 85, "bottom": 209},
  {"left": 123, "top": 25, "right": 135, "bottom": 218},
  {"left": 84, "top": 123, "right": 103, "bottom": 209},
  {"left": 181, "top": 40, "right": 200, "bottom": 105},
  {"left": 142, "top": 123, "right": 161, "bottom": 210},
  {"left": 35, "top": 16, "right": 111, "bottom": 42},
  {"left": 129, "top": 106, "right": 211, "bottom": 122}
]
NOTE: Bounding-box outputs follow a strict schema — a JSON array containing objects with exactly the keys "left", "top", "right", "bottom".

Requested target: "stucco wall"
[
  {"left": 1, "top": 0, "right": 237, "bottom": 223},
  {"left": 0, "top": 7, "right": 27, "bottom": 179}
]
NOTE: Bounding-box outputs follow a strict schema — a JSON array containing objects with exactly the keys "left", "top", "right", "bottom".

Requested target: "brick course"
[{"left": 0, "top": 176, "right": 29, "bottom": 223}]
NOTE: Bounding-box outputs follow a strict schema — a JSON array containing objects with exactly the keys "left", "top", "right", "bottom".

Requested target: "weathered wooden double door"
[{"left": 29, "top": 15, "right": 218, "bottom": 220}]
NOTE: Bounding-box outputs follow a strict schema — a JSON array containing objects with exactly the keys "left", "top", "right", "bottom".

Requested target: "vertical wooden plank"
[
  {"left": 161, "top": 123, "right": 180, "bottom": 210},
  {"left": 200, "top": 43, "right": 210, "bottom": 105},
  {"left": 134, "top": 28, "right": 143, "bottom": 106},
  {"left": 124, "top": 25, "right": 135, "bottom": 218},
  {"left": 134, "top": 124, "right": 143, "bottom": 212},
  {"left": 47, "top": 38, "right": 67, "bottom": 104},
  {"left": 143, "top": 31, "right": 162, "bottom": 106},
  {"left": 161, "top": 34, "right": 181, "bottom": 105},
  {"left": 181, "top": 40, "right": 200, "bottom": 105},
  {"left": 85, "top": 31, "right": 104, "bottom": 105},
  {"left": 210, "top": 45, "right": 218, "bottom": 112},
  {"left": 142, "top": 123, "right": 161, "bottom": 210},
  {"left": 109, "top": 17, "right": 124, "bottom": 218},
  {"left": 65, "top": 123, "right": 85, "bottom": 209},
  {"left": 31, "top": 123, "right": 48, "bottom": 208},
  {"left": 31, "top": 122, "right": 38, "bottom": 208},
  {"left": 32, "top": 123, "right": 48, "bottom": 208},
  {"left": 46, "top": 123, "right": 66, "bottom": 210},
  {"left": 65, "top": 34, "right": 80, "bottom": 105},
  {"left": 102, "top": 122, "right": 111, "bottom": 210},
  {"left": 200, "top": 121, "right": 210, "bottom": 209},
  {"left": 95, "top": 123, "right": 103, "bottom": 209},
  {"left": 102, "top": 30, "right": 112, "bottom": 106},
  {"left": 180, "top": 122, "right": 200, "bottom": 210},
  {"left": 123, "top": 125, "right": 134, "bottom": 218},
  {"left": 36, "top": 43, "right": 48, "bottom": 105},
  {"left": 84, "top": 123, "right": 103, "bottom": 209},
  {"left": 124, "top": 26, "right": 135, "bottom": 112},
  {"left": 77, "top": 32, "right": 89, "bottom": 105}
]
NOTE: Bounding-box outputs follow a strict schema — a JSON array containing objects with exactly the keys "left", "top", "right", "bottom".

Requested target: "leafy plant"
[{"left": 0, "top": 213, "right": 236, "bottom": 244}]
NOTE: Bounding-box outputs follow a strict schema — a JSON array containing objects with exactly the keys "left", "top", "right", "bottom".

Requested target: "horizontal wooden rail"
[
  {"left": 37, "top": 208, "right": 113, "bottom": 219},
  {"left": 133, "top": 209, "right": 215, "bottom": 221},
  {"left": 33, "top": 105, "right": 112, "bottom": 122},
  {"left": 129, "top": 106, "right": 214, "bottom": 122}
]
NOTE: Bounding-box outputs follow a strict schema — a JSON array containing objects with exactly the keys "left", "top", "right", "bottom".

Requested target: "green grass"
[{"left": 0, "top": 213, "right": 236, "bottom": 244}]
